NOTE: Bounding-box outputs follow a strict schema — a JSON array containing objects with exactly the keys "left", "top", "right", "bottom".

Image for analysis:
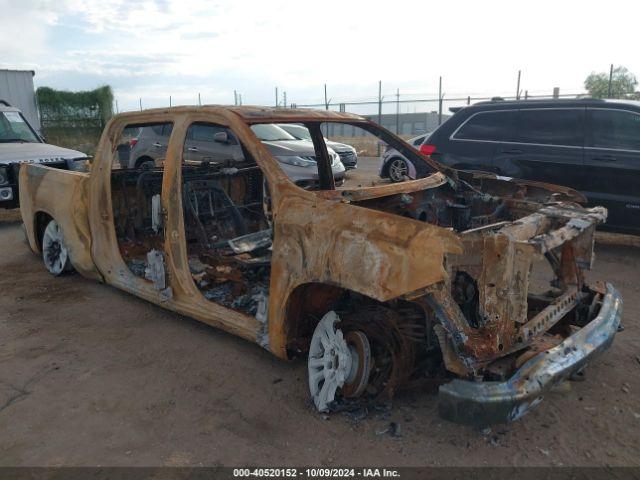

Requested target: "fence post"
[
  {"left": 516, "top": 70, "right": 521, "bottom": 100},
  {"left": 169, "top": 95, "right": 172, "bottom": 107},
  {"left": 377, "top": 81, "right": 382, "bottom": 156},
  {"left": 275, "top": 87, "right": 279, "bottom": 107},
  {"left": 139, "top": 98, "right": 142, "bottom": 111},
  {"left": 234, "top": 90, "right": 238, "bottom": 106},
  {"left": 553, "top": 87, "right": 560, "bottom": 99},
  {"left": 438, "top": 76, "right": 443, "bottom": 126},
  {"left": 198, "top": 93, "right": 201, "bottom": 106},
  {"left": 395, "top": 88, "right": 400, "bottom": 134},
  {"left": 324, "top": 84, "right": 329, "bottom": 110},
  {"left": 283, "top": 91, "right": 287, "bottom": 108}
]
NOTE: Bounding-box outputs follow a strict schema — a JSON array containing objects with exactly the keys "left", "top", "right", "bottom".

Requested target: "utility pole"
[
  {"left": 234, "top": 90, "right": 238, "bottom": 106},
  {"left": 169, "top": 95, "right": 172, "bottom": 107},
  {"left": 115, "top": 99, "right": 119, "bottom": 113},
  {"left": 283, "top": 91, "right": 287, "bottom": 108},
  {"left": 438, "top": 76, "right": 443, "bottom": 126},
  {"left": 198, "top": 93, "right": 201, "bottom": 106},
  {"left": 516, "top": 70, "right": 521, "bottom": 100},
  {"left": 139, "top": 98, "right": 142, "bottom": 111},
  {"left": 275, "top": 87, "right": 279, "bottom": 107},
  {"left": 608, "top": 64, "right": 614, "bottom": 98}
]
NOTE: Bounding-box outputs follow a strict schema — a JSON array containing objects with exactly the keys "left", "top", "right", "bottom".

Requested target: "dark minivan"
[{"left": 421, "top": 99, "right": 640, "bottom": 233}]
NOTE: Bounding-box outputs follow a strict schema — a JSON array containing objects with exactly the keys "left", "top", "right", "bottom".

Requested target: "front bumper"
[
  {"left": 438, "top": 283, "right": 623, "bottom": 425},
  {"left": 337, "top": 151, "right": 357, "bottom": 169}
]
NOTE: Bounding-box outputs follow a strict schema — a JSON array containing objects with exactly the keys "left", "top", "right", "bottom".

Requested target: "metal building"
[{"left": 0, "top": 69, "right": 41, "bottom": 132}]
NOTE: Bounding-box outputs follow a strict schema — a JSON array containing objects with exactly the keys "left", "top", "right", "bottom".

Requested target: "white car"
[{"left": 379, "top": 132, "right": 430, "bottom": 182}]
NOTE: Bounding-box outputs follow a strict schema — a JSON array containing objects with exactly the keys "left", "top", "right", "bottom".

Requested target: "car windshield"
[
  {"left": 251, "top": 124, "right": 297, "bottom": 141},
  {"left": 0, "top": 111, "right": 40, "bottom": 143},
  {"left": 279, "top": 124, "right": 312, "bottom": 141}
]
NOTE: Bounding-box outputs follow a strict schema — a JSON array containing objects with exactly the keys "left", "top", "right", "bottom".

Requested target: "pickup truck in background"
[
  {"left": 18, "top": 105, "right": 622, "bottom": 425},
  {"left": 0, "top": 101, "right": 88, "bottom": 209}
]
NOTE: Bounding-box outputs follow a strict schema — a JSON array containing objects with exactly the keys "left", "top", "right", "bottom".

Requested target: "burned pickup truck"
[{"left": 19, "top": 106, "right": 622, "bottom": 424}]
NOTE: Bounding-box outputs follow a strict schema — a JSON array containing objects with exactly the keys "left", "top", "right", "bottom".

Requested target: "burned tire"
[
  {"left": 307, "top": 311, "right": 372, "bottom": 412},
  {"left": 387, "top": 157, "right": 409, "bottom": 182},
  {"left": 42, "top": 219, "right": 72, "bottom": 276}
]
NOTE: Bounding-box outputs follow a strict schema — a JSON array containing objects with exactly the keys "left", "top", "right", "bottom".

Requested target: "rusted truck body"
[{"left": 19, "top": 106, "right": 622, "bottom": 425}]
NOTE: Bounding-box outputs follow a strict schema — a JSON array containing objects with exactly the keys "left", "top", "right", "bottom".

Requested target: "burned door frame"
[
  {"left": 163, "top": 113, "right": 272, "bottom": 342},
  {"left": 88, "top": 112, "right": 178, "bottom": 306},
  {"left": 88, "top": 111, "right": 265, "bottom": 343}
]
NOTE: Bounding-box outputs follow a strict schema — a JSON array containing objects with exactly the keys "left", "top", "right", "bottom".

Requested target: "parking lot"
[{"left": 1, "top": 157, "right": 639, "bottom": 468}]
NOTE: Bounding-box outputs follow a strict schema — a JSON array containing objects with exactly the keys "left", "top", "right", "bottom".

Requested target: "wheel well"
[
  {"left": 34, "top": 211, "right": 53, "bottom": 253},
  {"left": 135, "top": 155, "right": 155, "bottom": 168},
  {"left": 383, "top": 156, "right": 406, "bottom": 177},
  {"left": 283, "top": 282, "right": 395, "bottom": 359},
  {"left": 381, "top": 157, "right": 397, "bottom": 177},
  {"left": 285, "top": 283, "right": 438, "bottom": 400}
]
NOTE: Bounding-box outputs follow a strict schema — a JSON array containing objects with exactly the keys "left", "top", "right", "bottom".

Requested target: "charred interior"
[
  {"left": 181, "top": 158, "right": 271, "bottom": 318},
  {"left": 112, "top": 121, "right": 272, "bottom": 319}
]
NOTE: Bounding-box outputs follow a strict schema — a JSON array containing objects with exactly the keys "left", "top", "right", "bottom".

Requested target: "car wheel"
[
  {"left": 387, "top": 157, "right": 409, "bottom": 182},
  {"left": 139, "top": 160, "right": 155, "bottom": 170},
  {"left": 308, "top": 311, "right": 372, "bottom": 412},
  {"left": 42, "top": 219, "right": 72, "bottom": 276}
]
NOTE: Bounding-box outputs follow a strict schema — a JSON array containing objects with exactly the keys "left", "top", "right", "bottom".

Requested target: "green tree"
[{"left": 584, "top": 66, "right": 638, "bottom": 99}]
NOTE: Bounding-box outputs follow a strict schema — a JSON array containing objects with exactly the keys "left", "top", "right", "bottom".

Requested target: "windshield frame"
[
  {"left": 0, "top": 110, "right": 42, "bottom": 143},
  {"left": 250, "top": 123, "right": 298, "bottom": 142},
  {"left": 277, "top": 123, "right": 312, "bottom": 141},
  {"left": 244, "top": 118, "right": 455, "bottom": 198}
]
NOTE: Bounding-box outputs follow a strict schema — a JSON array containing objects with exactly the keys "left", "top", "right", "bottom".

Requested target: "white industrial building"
[{"left": 0, "top": 69, "right": 41, "bottom": 132}]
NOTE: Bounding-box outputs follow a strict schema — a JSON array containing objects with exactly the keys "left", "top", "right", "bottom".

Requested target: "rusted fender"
[
  {"left": 19, "top": 164, "right": 102, "bottom": 281},
  {"left": 266, "top": 185, "right": 463, "bottom": 358}
]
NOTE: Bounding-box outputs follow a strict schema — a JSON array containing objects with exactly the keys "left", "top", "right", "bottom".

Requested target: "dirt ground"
[{"left": 0, "top": 162, "right": 639, "bottom": 467}]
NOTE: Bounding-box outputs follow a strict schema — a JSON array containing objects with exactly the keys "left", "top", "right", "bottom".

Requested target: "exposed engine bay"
[{"left": 287, "top": 169, "right": 611, "bottom": 418}]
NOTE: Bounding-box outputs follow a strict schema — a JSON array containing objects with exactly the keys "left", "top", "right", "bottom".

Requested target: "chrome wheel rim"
[
  {"left": 42, "top": 220, "right": 70, "bottom": 275},
  {"left": 308, "top": 311, "right": 353, "bottom": 412},
  {"left": 388, "top": 158, "right": 408, "bottom": 182}
]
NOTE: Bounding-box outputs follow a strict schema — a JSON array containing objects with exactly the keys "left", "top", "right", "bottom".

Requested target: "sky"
[{"left": 2, "top": 0, "right": 639, "bottom": 114}]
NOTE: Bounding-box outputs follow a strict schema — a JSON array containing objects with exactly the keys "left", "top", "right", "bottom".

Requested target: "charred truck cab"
[{"left": 19, "top": 106, "right": 622, "bottom": 425}]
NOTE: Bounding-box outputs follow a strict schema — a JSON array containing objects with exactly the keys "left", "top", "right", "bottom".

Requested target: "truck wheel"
[
  {"left": 387, "top": 157, "right": 409, "bottom": 182},
  {"left": 42, "top": 220, "right": 72, "bottom": 275},
  {"left": 308, "top": 311, "right": 372, "bottom": 412}
]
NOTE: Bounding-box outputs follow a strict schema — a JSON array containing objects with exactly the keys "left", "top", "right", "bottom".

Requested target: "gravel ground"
[{"left": 0, "top": 162, "right": 639, "bottom": 467}]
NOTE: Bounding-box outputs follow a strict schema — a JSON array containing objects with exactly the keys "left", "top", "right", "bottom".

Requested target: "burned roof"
[{"left": 111, "top": 105, "right": 366, "bottom": 124}]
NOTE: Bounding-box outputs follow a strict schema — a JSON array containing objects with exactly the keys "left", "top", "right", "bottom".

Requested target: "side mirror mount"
[{"left": 213, "top": 131, "right": 229, "bottom": 143}]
